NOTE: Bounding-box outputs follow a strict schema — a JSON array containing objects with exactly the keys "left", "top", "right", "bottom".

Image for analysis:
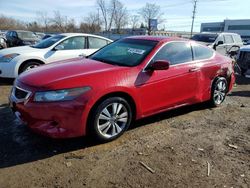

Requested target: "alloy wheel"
[{"left": 97, "top": 102, "right": 128, "bottom": 138}]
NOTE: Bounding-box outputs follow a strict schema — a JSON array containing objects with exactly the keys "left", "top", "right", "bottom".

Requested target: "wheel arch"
[
  {"left": 86, "top": 91, "right": 137, "bottom": 133},
  {"left": 18, "top": 59, "right": 45, "bottom": 74}
]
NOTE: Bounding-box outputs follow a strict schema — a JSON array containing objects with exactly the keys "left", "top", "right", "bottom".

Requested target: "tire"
[
  {"left": 241, "top": 68, "right": 247, "bottom": 76},
  {"left": 20, "top": 62, "right": 40, "bottom": 74},
  {"left": 89, "top": 97, "right": 133, "bottom": 142},
  {"left": 210, "top": 77, "right": 228, "bottom": 107}
]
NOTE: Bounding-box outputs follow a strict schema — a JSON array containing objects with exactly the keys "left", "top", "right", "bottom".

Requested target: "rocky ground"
[{"left": 0, "top": 76, "right": 249, "bottom": 188}]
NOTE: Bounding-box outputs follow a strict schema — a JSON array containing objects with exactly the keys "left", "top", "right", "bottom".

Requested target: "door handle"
[{"left": 189, "top": 67, "right": 200, "bottom": 72}]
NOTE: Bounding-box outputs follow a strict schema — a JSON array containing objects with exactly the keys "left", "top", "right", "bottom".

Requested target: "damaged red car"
[{"left": 9, "top": 36, "right": 235, "bottom": 142}]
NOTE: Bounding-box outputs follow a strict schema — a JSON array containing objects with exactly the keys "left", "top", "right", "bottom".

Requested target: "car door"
[
  {"left": 224, "top": 34, "right": 235, "bottom": 54},
  {"left": 12, "top": 31, "right": 19, "bottom": 46},
  {"left": 136, "top": 41, "right": 199, "bottom": 116},
  {"left": 46, "top": 36, "right": 87, "bottom": 63},
  {"left": 84, "top": 37, "right": 110, "bottom": 56},
  {"left": 214, "top": 34, "right": 227, "bottom": 56}
]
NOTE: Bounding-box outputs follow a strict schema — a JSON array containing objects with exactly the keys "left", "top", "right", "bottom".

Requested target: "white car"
[{"left": 0, "top": 33, "right": 112, "bottom": 78}]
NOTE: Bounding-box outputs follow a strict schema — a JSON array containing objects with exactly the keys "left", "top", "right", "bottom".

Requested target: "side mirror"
[
  {"left": 54, "top": 44, "right": 64, "bottom": 51},
  {"left": 148, "top": 60, "right": 170, "bottom": 71},
  {"left": 217, "top": 41, "right": 224, "bottom": 46}
]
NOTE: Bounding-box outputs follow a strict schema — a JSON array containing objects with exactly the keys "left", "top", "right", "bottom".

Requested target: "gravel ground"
[{"left": 0, "top": 76, "right": 249, "bottom": 188}]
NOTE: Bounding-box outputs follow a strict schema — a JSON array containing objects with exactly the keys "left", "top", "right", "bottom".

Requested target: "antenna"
[{"left": 191, "top": 0, "right": 198, "bottom": 37}]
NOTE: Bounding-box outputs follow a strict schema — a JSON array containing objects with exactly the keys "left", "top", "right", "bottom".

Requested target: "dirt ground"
[{"left": 0, "top": 76, "right": 249, "bottom": 188}]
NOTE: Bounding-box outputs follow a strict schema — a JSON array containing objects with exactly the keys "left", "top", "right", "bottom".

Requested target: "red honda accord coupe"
[{"left": 9, "top": 36, "right": 235, "bottom": 142}]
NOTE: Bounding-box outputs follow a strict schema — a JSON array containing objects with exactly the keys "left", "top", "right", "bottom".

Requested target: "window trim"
[
  {"left": 87, "top": 36, "right": 109, "bottom": 49},
  {"left": 143, "top": 41, "right": 194, "bottom": 72},
  {"left": 55, "top": 36, "right": 87, "bottom": 50},
  {"left": 143, "top": 41, "right": 215, "bottom": 72}
]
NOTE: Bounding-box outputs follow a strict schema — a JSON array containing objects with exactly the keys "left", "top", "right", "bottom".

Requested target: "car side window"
[
  {"left": 224, "top": 35, "right": 234, "bottom": 44},
  {"left": 153, "top": 42, "right": 193, "bottom": 65},
  {"left": 233, "top": 35, "right": 243, "bottom": 43},
  {"left": 192, "top": 43, "right": 214, "bottom": 60},
  {"left": 13, "top": 32, "right": 17, "bottom": 38},
  {"left": 58, "top": 36, "right": 85, "bottom": 50},
  {"left": 216, "top": 35, "right": 225, "bottom": 43},
  {"left": 89, "top": 37, "right": 108, "bottom": 49}
]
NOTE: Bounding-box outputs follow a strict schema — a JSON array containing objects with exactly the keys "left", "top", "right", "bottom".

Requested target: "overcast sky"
[{"left": 0, "top": 0, "right": 249, "bottom": 32}]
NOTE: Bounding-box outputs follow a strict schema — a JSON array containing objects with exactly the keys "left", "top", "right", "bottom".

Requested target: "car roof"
[
  {"left": 126, "top": 35, "right": 186, "bottom": 42},
  {"left": 60, "top": 33, "right": 113, "bottom": 41},
  {"left": 200, "top": 32, "right": 240, "bottom": 36}
]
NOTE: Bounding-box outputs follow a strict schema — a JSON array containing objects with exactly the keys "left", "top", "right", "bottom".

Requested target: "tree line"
[{"left": 0, "top": 1, "right": 163, "bottom": 34}]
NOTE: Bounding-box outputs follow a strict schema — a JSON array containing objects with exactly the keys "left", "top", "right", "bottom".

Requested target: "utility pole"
[{"left": 191, "top": 0, "right": 197, "bottom": 37}]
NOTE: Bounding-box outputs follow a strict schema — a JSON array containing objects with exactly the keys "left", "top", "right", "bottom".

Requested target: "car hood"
[
  {"left": 0, "top": 46, "right": 44, "bottom": 56},
  {"left": 18, "top": 58, "right": 130, "bottom": 89},
  {"left": 240, "top": 45, "right": 250, "bottom": 52}
]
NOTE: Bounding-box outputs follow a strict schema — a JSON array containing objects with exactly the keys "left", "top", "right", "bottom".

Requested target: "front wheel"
[
  {"left": 89, "top": 97, "right": 133, "bottom": 142},
  {"left": 20, "top": 62, "right": 40, "bottom": 74},
  {"left": 210, "top": 77, "right": 228, "bottom": 107}
]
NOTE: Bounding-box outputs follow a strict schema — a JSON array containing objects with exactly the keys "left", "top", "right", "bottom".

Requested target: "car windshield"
[
  {"left": 191, "top": 34, "right": 218, "bottom": 43},
  {"left": 17, "top": 31, "right": 37, "bottom": 39},
  {"left": 32, "top": 35, "right": 65, "bottom": 49},
  {"left": 89, "top": 39, "right": 158, "bottom": 67}
]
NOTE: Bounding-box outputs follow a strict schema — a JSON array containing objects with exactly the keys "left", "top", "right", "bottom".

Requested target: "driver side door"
[{"left": 136, "top": 41, "right": 199, "bottom": 116}]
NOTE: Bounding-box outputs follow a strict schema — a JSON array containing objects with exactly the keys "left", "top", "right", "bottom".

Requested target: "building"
[{"left": 201, "top": 19, "right": 250, "bottom": 41}]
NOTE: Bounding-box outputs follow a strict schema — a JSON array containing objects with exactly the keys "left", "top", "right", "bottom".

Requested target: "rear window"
[
  {"left": 192, "top": 43, "right": 214, "bottom": 60},
  {"left": 191, "top": 34, "right": 218, "bottom": 43}
]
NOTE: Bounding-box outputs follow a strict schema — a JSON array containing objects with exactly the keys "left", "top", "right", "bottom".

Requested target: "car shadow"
[
  {"left": 0, "top": 78, "right": 14, "bottom": 86},
  {"left": 228, "top": 91, "right": 250, "bottom": 98},
  {"left": 0, "top": 102, "right": 210, "bottom": 169}
]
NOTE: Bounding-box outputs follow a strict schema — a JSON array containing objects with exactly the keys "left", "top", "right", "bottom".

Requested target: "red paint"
[{"left": 9, "top": 37, "right": 234, "bottom": 138}]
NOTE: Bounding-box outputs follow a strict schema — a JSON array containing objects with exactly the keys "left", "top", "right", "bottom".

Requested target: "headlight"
[
  {"left": 34, "top": 87, "right": 91, "bottom": 102},
  {"left": 0, "top": 53, "right": 20, "bottom": 63}
]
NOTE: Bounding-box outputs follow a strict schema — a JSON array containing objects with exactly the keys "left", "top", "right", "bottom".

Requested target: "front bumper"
[
  {"left": 0, "top": 62, "right": 18, "bottom": 78},
  {"left": 9, "top": 83, "right": 90, "bottom": 138}
]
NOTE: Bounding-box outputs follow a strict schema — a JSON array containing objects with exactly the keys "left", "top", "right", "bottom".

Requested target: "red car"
[{"left": 9, "top": 36, "right": 235, "bottom": 142}]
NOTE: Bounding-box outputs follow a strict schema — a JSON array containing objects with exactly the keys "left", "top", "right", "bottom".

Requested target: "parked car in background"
[
  {"left": 0, "top": 37, "right": 7, "bottom": 49},
  {"left": 9, "top": 36, "right": 235, "bottom": 142},
  {"left": 0, "top": 33, "right": 112, "bottom": 78},
  {"left": 237, "top": 45, "right": 250, "bottom": 75},
  {"left": 6, "top": 30, "right": 40, "bottom": 47},
  {"left": 42, "top": 34, "right": 54, "bottom": 40},
  {"left": 34, "top": 32, "right": 46, "bottom": 40},
  {"left": 191, "top": 32, "right": 243, "bottom": 56}
]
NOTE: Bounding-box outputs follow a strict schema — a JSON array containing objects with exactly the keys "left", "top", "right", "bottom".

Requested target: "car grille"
[{"left": 15, "top": 87, "right": 28, "bottom": 99}]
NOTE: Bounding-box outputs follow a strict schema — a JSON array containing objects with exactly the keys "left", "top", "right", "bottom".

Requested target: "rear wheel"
[
  {"left": 210, "top": 77, "right": 228, "bottom": 107},
  {"left": 89, "top": 97, "right": 133, "bottom": 142}
]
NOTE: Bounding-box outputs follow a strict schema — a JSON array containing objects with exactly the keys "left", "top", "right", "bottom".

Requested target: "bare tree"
[
  {"left": 113, "top": 0, "right": 128, "bottom": 33},
  {"left": 96, "top": 0, "right": 120, "bottom": 32},
  {"left": 96, "top": 0, "right": 109, "bottom": 32},
  {"left": 0, "top": 15, "right": 25, "bottom": 30},
  {"left": 131, "top": 15, "right": 140, "bottom": 29},
  {"left": 36, "top": 11, "right": 50, "bottom": 32},
  {"left": 80, "top": 12, "right": 101, "bottom": 33},
  {"left": 139, "top": 3, "right": 163, "bottom": 34},
  {"left": 50, "top": 10, "right": 67, "bottom": 32}
]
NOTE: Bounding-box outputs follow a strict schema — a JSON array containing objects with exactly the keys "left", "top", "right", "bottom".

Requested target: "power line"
[{"left": 190, "top": 0, "right": 198, "bottom": 37}]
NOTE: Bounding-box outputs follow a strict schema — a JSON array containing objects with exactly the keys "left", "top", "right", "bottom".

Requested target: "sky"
[{"left": 0, "top": 0, "right": 249, "bottom": 32}]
